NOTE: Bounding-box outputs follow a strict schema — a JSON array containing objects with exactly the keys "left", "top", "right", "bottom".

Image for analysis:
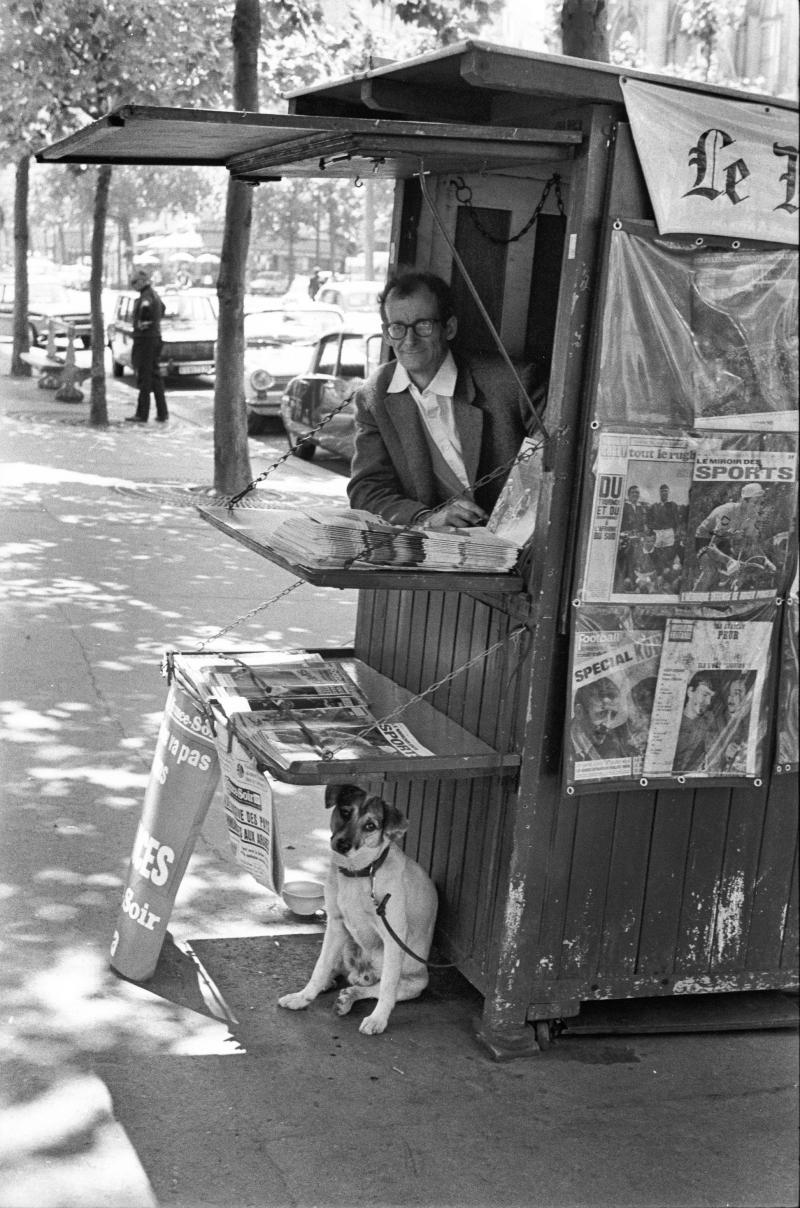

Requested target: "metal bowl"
[{"left": 281, "top": 880, "right": 325, "bottom": 916}]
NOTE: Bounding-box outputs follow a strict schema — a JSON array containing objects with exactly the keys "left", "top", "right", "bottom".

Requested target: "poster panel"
[
  {"left": 216, "top": 734, "right": 284, "bottom": 893},
  {"left": 643, "top": 611, "right": 774, "bottom": 779},
  {"left": 682, "top": 433, "right": 798, "bottom": 602},
  {"left": 578, "top": 430, "right": 695, "bottom": 604},
  {"left": 620, "top": 78, "right": 798, "bottom": 245},
  {"left": 565, "top": 606, "right": 664, "bottom": 787}
]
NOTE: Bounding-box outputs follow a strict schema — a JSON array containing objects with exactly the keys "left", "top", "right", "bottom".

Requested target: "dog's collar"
[{"left": 337, "top": 843, "right": 390, "bottom": 878}]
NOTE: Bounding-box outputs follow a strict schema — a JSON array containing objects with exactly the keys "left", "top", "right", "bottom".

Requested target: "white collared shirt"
[{"left": 387, "top": 352, "right": 469, "bottom": 489}]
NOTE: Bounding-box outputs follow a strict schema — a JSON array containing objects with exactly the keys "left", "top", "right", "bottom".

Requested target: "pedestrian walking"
[{"left": 125, "top": 267, "right": 169, "bottom": 423}]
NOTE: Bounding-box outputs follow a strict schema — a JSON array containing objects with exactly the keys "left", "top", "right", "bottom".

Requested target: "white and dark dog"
[{"left": 278, "top": 783, "right": 438, "bottom": 1035}]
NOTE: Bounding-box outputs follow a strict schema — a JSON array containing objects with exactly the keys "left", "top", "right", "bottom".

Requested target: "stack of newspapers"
[
  {"left": 263, "top": 439, "right": 543, "bottom": 574},
  {"left": 267, "top": 508, "right": 520, "bottom": 572},
  {"left": 171, "top": 650, "right": 432, "bottom": 768}
]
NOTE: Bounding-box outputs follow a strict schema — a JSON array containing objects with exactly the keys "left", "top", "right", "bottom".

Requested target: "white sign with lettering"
[{"left": 621, "top": 78, "right": 798, "bottom": 245}]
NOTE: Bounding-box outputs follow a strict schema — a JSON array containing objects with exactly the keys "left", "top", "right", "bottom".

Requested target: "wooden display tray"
[
  {"left": 198, "top": 505, "right": 525, "bottom": 594},
  {"left": 209, "top": 656, "right": 520, "bottom": 785}
]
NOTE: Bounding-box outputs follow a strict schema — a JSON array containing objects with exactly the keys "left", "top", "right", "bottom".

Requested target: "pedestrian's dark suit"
[
  {"left": 347, "top": 357, "right": 537, "bottom": 526},
  {"left": 131, "top": 284, "right": 168, "bottom": 422}
]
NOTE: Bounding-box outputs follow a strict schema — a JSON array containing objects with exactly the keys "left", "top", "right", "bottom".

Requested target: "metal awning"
[{"left": 36, "top": 105, "right": 581, "bottom": 181}]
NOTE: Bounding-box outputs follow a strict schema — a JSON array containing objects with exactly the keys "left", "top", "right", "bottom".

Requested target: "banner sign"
[
  {"left": 110, "top": 682, "right": 220, "bottom": 982},
  {"left": 620, "top": 78, "right": 798, "bottom": 245}
]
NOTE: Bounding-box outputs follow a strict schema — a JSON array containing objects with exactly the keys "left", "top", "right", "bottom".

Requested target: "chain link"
[
  {"left": 320, "top": 624, "right": 527, "bottom": 759},
  {"left": 197, "top": 579, "right": 304, "bottom": 649},
  {"left": 450, "top": 173, "right": 565, "bottom": 246},
  {"left": 226, "top": 392, "right": 357, "bottom": 509}
]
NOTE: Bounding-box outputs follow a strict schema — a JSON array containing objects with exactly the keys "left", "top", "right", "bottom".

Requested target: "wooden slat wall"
[
  {"left": 355, "top": 588, "right": 529, "bottom": 989},
  {"left": 525, "top": 777, "right": 798, "bottom": 1007}
]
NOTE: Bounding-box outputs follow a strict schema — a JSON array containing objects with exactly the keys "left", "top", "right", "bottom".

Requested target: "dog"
[{"left": 278, "top": 783, "right": 438, "bottom": 1035}]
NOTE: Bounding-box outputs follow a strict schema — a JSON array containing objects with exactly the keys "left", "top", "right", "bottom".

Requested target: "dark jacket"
[
  {"left": 347, "top": 356, "right": 537, "bottom": 525},
  {"left": 133, "top": 285, "right": 165, "bottom": 340}
]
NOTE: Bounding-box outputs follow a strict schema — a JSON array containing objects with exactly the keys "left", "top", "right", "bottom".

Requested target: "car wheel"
[
  {"left": 246, "top": 412, "right": 269, "bottom": 436},
  {"left": 112, "top": 359, "right": 125, "bottom": 378}
]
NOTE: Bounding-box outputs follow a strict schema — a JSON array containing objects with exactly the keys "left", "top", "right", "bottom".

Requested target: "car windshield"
[
  {"left": 162, "top": 295, "right": 217, "bottom": 323},
  {"left": 245, "top": 308, "right": 342, "bottom": 346}
]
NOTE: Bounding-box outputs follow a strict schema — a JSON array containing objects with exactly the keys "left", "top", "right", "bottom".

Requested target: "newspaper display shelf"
[
  {"left": 171, "top": 651, "right": 521, "bottom": 785},
  {"left": 40, "top": 42, "right": 798, "bottom": 1056}
]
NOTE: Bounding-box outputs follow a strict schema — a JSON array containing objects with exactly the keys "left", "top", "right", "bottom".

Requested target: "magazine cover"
[
  {"left": 231, "top": 706, "right": 434, "bottom": 768},
  {"left": 486, "top": 436, "right": 544, "bottom": 548},
  {"left": 216, "top": 734, "right": 284, "bottom": 893},
  {"left": 682, "top": 435, "right": 798, "bottom": 602},
  {"left": 565, "top": 606, "right": 664, "bottom": 786},
  {"left": 579, "top": 430, "right": 695, "bottom": 604},
  {"left": 643, "top": 613, "right": 774, "bottom": 778},
  {"left": 171, "top": 651, "right": 368, "bottom": 717}
]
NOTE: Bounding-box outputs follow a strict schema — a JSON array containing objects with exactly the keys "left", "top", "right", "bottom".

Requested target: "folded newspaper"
[{"left": 231, "top": 707, "right": 433, "bottom": 768}]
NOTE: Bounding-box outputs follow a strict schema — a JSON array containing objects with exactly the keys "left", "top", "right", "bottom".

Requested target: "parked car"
[
  {"left": 314, "top": 279, "right": 384, "bottom": 332},
  {"left": 0, "top": 277, "right": 93, "bottom": 347},
  {"left": 244, "top": 304, "right": 344, "bottom": 435},
  {"left": 107, "top": 288, "right": 217, "bottom": 378},
  {"left": 247, "top": 271, "right": 290, "bottom": 296},
  {"left": 280, "top": 328, "right": 384, "bottom": 460}
]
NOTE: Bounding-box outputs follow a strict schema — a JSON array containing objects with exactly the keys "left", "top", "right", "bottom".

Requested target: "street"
[{"left": 0, "top": 348, "right": 798, "bottom": 1208}]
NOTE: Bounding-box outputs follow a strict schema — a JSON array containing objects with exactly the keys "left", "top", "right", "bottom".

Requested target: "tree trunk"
[
  {"left": 11, "top": 153, "right": 31, "bottom": 377},
  {"left": 561, "top": 0, "right": 609, "bottom": 61},
  {"left": 213, "top": 0, "right": 259, "bottom": 495},
  {"left": 89, "top": 164, "right": 112, "bottom": 426}
]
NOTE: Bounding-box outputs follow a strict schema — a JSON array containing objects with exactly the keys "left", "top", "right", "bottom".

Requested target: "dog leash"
[{"left": 339, "top": 848, "right": 459, "bottom": 969}]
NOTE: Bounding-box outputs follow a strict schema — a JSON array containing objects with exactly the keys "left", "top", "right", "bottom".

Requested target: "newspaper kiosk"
[{"left": 38, "top": 43, "right": 799, "bottom": 1056}]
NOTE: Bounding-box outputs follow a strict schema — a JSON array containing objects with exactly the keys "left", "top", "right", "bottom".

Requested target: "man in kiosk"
[{"left": 347, "top": 271, "right": 530, "bottom": 532}]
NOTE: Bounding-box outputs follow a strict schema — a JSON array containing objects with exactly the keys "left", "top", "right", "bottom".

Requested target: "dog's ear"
[
  {"left": 380, "top": 799, "right": 408, "bottom": 841},
  {"left": 324, "top": 783, "right": 365, "bottom": 812}
]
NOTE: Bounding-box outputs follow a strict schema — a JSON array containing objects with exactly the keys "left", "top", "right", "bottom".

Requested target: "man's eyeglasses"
[{"left": 382, "top": 318, "right": 440, "bottom": 341}]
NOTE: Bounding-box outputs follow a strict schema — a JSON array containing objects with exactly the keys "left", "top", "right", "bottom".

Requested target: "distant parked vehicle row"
[
  {"left": 315, "top": 280, "right": 384, "bottom": 333},
  {"left": 0, "top": 278, "right": 93, "bottom": 347}
]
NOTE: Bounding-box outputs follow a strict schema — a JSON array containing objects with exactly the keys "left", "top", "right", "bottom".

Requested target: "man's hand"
[{"left": 422, "top": 500, "right": 487, "bottom": 531}]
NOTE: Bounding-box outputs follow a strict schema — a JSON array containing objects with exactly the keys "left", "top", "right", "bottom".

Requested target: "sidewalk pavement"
[{"left": 1, "top": 350, "right": 798, "bottom": 1208}]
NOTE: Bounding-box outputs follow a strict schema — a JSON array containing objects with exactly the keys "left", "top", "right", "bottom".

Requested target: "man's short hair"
[
  {"left": 379, "top": 270, "right": 455, "bottom": 325},
  {"left": 130, "top": 267, "right": 151, "bottom": 285}
]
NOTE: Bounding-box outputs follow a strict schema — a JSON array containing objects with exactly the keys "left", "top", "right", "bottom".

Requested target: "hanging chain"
[
  {"left": 226, "top": 392, "right": 358, "bottom": 509},
  {"left": 450, "top": 173, "right": 565, "bottom": 246},
  {"left": 319, "top": 624, "right": 528, "bottom": 760},
  {"left": 197, "top": 579, "right": 305, "bottom": 650}
]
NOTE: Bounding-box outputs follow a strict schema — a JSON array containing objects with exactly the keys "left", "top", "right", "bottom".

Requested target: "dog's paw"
[
  {"left": 359, "top": 1010, "right": 390, "bottom": 1035},
  {"left": 278, "top": 991, "right": 313, "bottom": 1011},
  {"left": 333, "top": 987, "right": 356, "bottom": 1016}
]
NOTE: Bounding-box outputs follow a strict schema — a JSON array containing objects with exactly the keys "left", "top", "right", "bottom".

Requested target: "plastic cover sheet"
[
  {"left": 564, "top": 601, "right": 776, "bottom": 793},
  {"left": 775, "top": 571, "right": 798, "bottom": 775},
  {"left": 595, "top": 230, "right": 798, "bottom": 429}
]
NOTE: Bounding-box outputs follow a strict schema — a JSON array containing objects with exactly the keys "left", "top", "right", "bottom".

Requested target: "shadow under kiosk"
[{"left": 37, "top": 42, "right": 799, "bottom": 1057}]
